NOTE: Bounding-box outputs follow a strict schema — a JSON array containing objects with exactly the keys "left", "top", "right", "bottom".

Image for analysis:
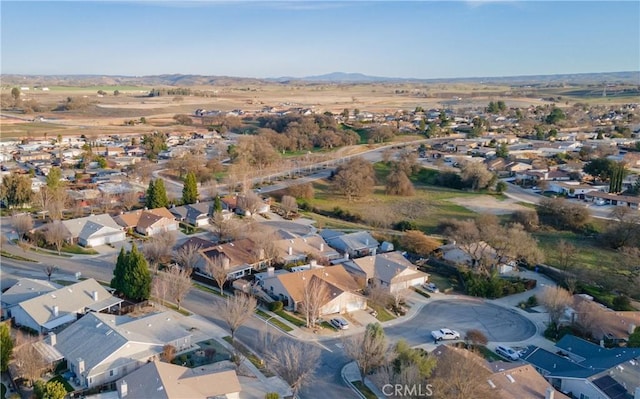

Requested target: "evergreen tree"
[
  {"left": 214, "top": 195, "right": 223, "bottom": 212},
  {"left": 145, "top": 180, "right": 156, "bottom": 209},
  {"left": 153, "top": 179, "right": 169, "bottom": 208},
  {"left": 111, "top": 246, "right": 151, "bottom": 301},
  {"left": 182, "top": 172, "right": 198, "bottom": 205},
  {"left": 46, "top": 167, "right": 63, "bottom": 190},
  {"left": 0, "top": 323, "right": 13, "bottom": 372}
]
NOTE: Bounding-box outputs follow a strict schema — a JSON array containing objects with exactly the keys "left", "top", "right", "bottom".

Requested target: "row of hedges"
[{"left": 463, "top": 272, "right": 536, "bottom": 299}]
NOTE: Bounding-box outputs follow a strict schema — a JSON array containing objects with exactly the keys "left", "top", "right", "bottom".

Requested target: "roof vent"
[
  {"left": 506, "top": 374, "right": 515, "bottom": 383},
  {"left": 487, "top": 380, "right": 496, "bottom": 389}
]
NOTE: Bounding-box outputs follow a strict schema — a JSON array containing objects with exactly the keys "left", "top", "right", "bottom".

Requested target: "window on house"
[{"left": 110, "top": 369, "right": 117, "bottom": 377}]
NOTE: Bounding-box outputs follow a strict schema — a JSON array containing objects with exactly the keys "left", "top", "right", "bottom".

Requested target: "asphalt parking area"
[{"left": 385, "top": 298, "right": 536, "bottom": 345}]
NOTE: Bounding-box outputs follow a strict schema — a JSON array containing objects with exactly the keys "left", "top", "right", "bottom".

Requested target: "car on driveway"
[
  {"left": 423, "top": 283, "right": 439, "bottom": 293},
  {"left": 495, "top": 345, "right": 520, "bottom": 360},
  {"left": 330, "top": 317, "right": 349, "bottom": 330},
  {"left": 431, "top": 328, "right": 460, "bottom": 341}
]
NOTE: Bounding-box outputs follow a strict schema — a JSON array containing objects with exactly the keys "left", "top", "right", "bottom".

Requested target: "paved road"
[{"left": 383, "top": 298, "right": 536, "bottom": 346}]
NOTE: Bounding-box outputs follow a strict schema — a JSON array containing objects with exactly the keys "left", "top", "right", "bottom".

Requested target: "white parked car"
[
  {"left": 423, "top": 283, "right": 439, "bottom": 293},
  {"left": 431, "top": 328, "right": 460, "bottom": 341},
  {"left": 330, "top": 317, "right": 349, "bottom": 330},
  {"left": 495, "top": 345, "right": 520, "bottom": 361}
]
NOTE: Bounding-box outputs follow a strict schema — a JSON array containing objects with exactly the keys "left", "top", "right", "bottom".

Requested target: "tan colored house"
[
  {"left": 199, "top": 238, "right": 271, "bottom": 280},
  {"left": 274, "top": 233, "right": 341, "bottom": 264},
  {"left": 258, "top": 265, "right": 366, "bottom": 315},
  {"left": 115, "top": 208, "right": 179, "bottom": 236},
  {"left": 346, "top": 251, "right": 429, "bottom": 293},
  {"left": 570, "top": 294, "right": 640, "bottom": 343},
  {"left": 115, "top": 360, "right": 241, "bottom": 399}
]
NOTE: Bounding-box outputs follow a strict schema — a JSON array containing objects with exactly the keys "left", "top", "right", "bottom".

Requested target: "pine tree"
[
  {"left": 153, "top": 179, "right": 169, "bottom": 208},
  {"left": 145, "top": 179, "right": 156, "bottom": 209},
  {"left": 111, "top": 246, "right": 151, "bottom": 301},
  {"left": 214, "top": 195, "right": 223, "bottom": 212},
  {"left": 0, "top": 323, "right": 13, "bottom": 372},
  {"left": 111, "top": 247, "right": 127, "bottom": 293},
  {"left": 182, "top": 172, "right": 198, "bottom": 205}
]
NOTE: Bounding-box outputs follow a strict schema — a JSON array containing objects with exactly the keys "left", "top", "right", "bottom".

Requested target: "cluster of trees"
[
  {"left": 332, "top": 157, "right": 375, "bottom": 201},
  {"left": 545, "top": 107, "right": 566, "bottom": 124},
  {"left": 536, "top": 197, "right": 590, "bottom": 232},
  {"left": 255, "top": 114, "right": 359, "bottom": 151},
  {"left": 145, "top": 179, "right": 169, "bottom": 209},
  {"left": 111, "top": 246, "right": 152, "bottom": 301},
  {"left": 487, "top": 101, "right": 507, "bottom": 114},
  {"left": 142, "top": 131, "right": 168, "bottom": 160},
  {"left": 148, "top": 88, "right": 192, "bottom": 97},
  {"left": 1, "top": 173, "right": 33, "bottom": 208},
  {"left": 441, "top": 214, "right": 543, "bottom": 274}
]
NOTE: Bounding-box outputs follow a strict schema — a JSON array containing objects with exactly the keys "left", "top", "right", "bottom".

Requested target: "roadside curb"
[{"left": 341, "top": 362, "right": 367, "bottom": 399}]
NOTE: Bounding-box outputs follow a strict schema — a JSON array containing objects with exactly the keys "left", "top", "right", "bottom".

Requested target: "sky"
[{"left": 1, "top": 1, "right": 639, "bottom": 79}]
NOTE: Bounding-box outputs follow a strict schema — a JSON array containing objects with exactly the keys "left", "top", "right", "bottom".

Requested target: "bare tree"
[
  {"left": 565, "top": 275, "right": 578, "bottom": 295},
  {"left": 281, "top": 195, "right": 298, "bottom": 218},
  {"left": 556, "top": 239, "right": 577, "bottom": 271},
  {"left": 538, "top": 285, "right": 572, "bottom": 328},
  {"left": 163, "top": 264, "right": 192, "bottom": 311},
  {"left": 298, "top": 277, "right": 329, "bottom": 328},
  {"left": 44, "top": 265, "right": 58, "bottom": 281},
  {"left": 344, "top": 323, "right": 388, "bottom": 381},
  {"left": 400, "top": 230, "right": 441, "bottom": 257},
  {"left": 175, "top": 243, "right": 202, "bottom": 270},
  {"left": 12, "top": 332, "right": 46, "bottom": 386},
  {"left": 237, "top": 191, "right": 263, "bottom": 217},
  {"left": 430, "top": 347, "right": 494, "bottom": 399},
  {"left": 12, "top": 213, "right": 33, "bottom": 242},
  {"left": 333, "top": 157, "right": 375, "bottom": 201},
  {"left": 221, "top": 293, "right": 257, "bottom": 342},
  {"left": 460, "top": 161, "right": 494, "bottom": 191},
  {"left": 204, "top": 254, "right": 229, "bottom": 296},
  {"left": 265, "top": 337, "right": 320, "bottom": 397},
  {"left": 572, "top": 299, "right": 601, "bottom": 338},
  {"left": 367, "top": 285, "right": 392, "bottom": 310},
  {"left": 44, "top": 221, "right": 69, "bottom": 255},
  {"left": 161, "top": 344, "right": 176, "bottom": 363},
  {"left": 385, "top": 169, "right": 415, "bottom": 196},
  {"left": 143, "top": 231, "right": 177, "bottom": 273},
  {"left": 97, "top": 191, "right": 114, "bottom": 214},
  {"left": 151, "top": 274, "right": 169, "bottom": 306},
  {"left": 464, "top": 329, "right": 488, "bottom": 347},
  {"left": 121, "top": 190, "right": 140, "bottom": 211},
  {"left": 211, "top": 211, "right": 233, "bottom": 242},
  {"left": 33, "top": 187, "right": 53, "bottom": 219},
  {"left": 46, "top": 188, "right": 68, "bottom": 221}
]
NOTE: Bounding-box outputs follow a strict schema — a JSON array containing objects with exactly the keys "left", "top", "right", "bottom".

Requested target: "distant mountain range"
[{"left": 2, "top": 71, "right": 638, "bottom": 87}]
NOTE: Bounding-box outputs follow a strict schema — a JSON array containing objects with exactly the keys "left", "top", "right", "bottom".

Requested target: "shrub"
[
  {"left": 612, "top": 295, "right": 633, "bottom": 311},
  {"left": 265, "top": 393, "right": 280, "bottom": 399},
  {"left": 268, "top": 301, "right": 284, "bottom": 312},
  {"left": 527, "top": 295, "right": 538, "bottom": 307}
]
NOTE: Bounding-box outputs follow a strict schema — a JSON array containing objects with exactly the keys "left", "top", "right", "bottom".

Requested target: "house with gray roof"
[
  {"left": 1, "top": 278, "right": 60, "bottom": 319},
  {"left": 54, "top": 311, "right": 192, "bottom": 389},
  {"left": 169, "top": 201, "right": 212, "bottom": 227},
  {"left": 114, "top": 360, "right": 241, "bottom": 399},
  {"left": 521, "top": 335, "right": 640, "bottom": 399},
  {"left": 345, "top": 251, "right": 429, "bottom": 293},
  {"left": 319, "top": 229, "right": 379, "bottom": 259},
  {"left": 61, "top": 213, "right": 125, "bottom": 247},
  {"left": 11, "top": 278, "right": 123, "bottom": 333}
]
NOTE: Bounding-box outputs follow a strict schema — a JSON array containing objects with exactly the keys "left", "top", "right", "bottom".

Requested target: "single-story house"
[
  {"left": 547, "top": 181, "right": 601, "bottom": 198},
  {"left": 169, "top": 202, "right": 212, "bottom": 227},
  {"left": 258, "top": 265, "right": 366, "bottom": 315},
  {"left": 273, "top": 233, "right": 340, "bottom": 264},
  {"left": 568, "top": 294, "right": 640, "bottom": 344},
  {"left": 114, "top": 360, "right": 241, "bottom": 399},
  {"left": 521, "top": 335, "right": 640, "bottom": 399},
  {"left": 345, "top": 251, "right": 429, "bottom": 293},
  {"left": 61, "top": 214, "right": 126, "bottom": 247},
  {"left": 115, "top": 208, "right": 179, "bottom": 236},
  {"left": 55, "top": 311, "right": 193, "bottom": 389},
  {"left": 1, "top": 278, "right": 60, "bottom": 320},
  {"left": 320, "top": 229, "right": 380, "bottom": 259},
  {"left": 585, "top": 191, "right": 640, "bottom": 209},
  {"left": 11, "top": 278, "right": 123, "bottom": 333},
  {"left": 198, "top": 238, "right": 272, "bottom": 280}
]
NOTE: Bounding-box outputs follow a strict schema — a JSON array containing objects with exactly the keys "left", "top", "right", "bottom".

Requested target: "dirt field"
[{"left": 449, "top": 195, "right": 531, "bottom": 215}]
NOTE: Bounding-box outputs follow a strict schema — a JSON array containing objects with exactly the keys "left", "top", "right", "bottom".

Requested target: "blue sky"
[{"left": 1, "top": 1, "right": 638, "bottom": 79}]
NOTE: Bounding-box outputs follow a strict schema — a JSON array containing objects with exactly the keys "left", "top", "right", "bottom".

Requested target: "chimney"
[
  {"left": 310, "top": 260, "right": 318, "bottom": 268},
  {"left": 78, "top": 358, "right": 85, "bottom": 374},
  {"left": 365, "top": 238, "right": 369, "bottom": 245},
  {"left": 222, "top": 257, "right": 230, "bottom": 269},
  {"left": 344, "top": 252, "right": 349, "bottom": 260},
  {"left": 119, "top": 380, "right": 128, "bottom": 398},
  {"left": 267, "top": 267, "right": 274, "bottom": 277},
  {"left": 53, "top": 305, "right": 59, "bottom": 317},
  {"left": 49, "top": 332, "right": 57, "bottom": 346},
  {"left": 320, "top": 243, "right": 324, "bottom": 251},
  {"left": 372, "top": 248, "right": 377, "bottom": 256},
  {"left": 288, "top": 246, "right": 293, "bottom": 256},
  {"left": 92, "top": 291, "right": 98, "bottom": 301},
  {"left": 545, "top": 387, "right": 555, "bottom": 399},
  {"left": 629, "top": 323, "right": 637, "bottom": 335}
]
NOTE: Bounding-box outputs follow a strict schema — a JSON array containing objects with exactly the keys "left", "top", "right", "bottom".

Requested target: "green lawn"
[
  {"left": 255, "top": 309, "right": 294, "bottom": 332},
  {"left": 61, "top": 244, "right": 99, "bottom": 255},
  {"left": 274, "top": 310, "right": 307, "bottom": 327},
  {"left": 368, "top": 303, "right": 396, "bottom": 322},
  {"left": 0, "top": 250, "right": 37, "bottom": 262}
]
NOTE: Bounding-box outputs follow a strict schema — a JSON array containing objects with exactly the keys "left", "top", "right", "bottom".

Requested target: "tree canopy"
[
  {"left": 146, "top": 179, "right": 169, "bottom": 209},
  {"left": 0, "top": 323, "right": 13, "bottom": 372},
  {"left": 182, "top": 171, "right": 199, "bottom": 204},
  {"left": 0, "top": 173, "right": 33, "bottom": 207},
  {"left": 111, "top": 246, "right": 152, "bottom": 301},
  {"left": 332, "top": 157, "right": 375, "bottom": 201}
]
